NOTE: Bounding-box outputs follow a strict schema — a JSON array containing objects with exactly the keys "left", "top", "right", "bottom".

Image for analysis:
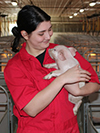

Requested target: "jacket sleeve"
[
  {"left": 75, "top": 51, "right": 100, "bottom": 84},
  {"left": 4, "top": 60, "right": 39, "bottom": 116}
]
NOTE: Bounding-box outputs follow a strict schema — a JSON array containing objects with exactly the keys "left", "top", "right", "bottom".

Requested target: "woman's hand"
[{"left": 60, "top": 64, "right": 91, "bottom": 85}]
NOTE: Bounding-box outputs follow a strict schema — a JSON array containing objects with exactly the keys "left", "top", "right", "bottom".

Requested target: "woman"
[{"left": 4, "top": 5, "right": 99, "bottom": 133}]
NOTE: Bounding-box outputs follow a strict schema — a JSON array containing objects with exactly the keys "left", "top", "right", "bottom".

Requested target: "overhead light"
[
  {"left": 74, "top": 13, "right": 77, "bottom": 16},
  {"left": 79, "top": 9, "right": 84, "bottom": 13},
  {"left": 11, "top": 0, "right": 17, "bottom": 6},
  {"left": 90, "top": 53, "right": 96, "bottom": 56},
  {"left": 69, "top": 16, "right": 73, "bottom": 18},
  {"left": 89, "top": 2, "right": 96, "bottom": 6}
]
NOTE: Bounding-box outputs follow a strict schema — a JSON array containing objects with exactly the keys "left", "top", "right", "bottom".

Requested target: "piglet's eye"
[{"left": 54, "top": 49, "right": 56, "bottom": 51}]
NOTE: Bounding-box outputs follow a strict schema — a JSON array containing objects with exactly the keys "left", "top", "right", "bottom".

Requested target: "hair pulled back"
[{"left": 12, "top": 5, "right": 51, "bottom": 52}]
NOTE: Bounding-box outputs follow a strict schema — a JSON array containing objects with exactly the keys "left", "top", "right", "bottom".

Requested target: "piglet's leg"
[
  {"left": 73, "top": 100, "right": 82, "bottom": 115},
  {"left": 43, "top": 70, "right": 63, "bottom": 79},
  {"left": 68, "top": 94, "right": 82, "bottom": 104},
  {"left": 43, "top": 63, "right": 58, "bottom": 69}
]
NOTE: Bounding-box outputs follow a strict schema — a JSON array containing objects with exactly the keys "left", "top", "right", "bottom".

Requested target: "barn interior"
[{"left": 0, "top": 0, "right": 100, "bottom": 133}]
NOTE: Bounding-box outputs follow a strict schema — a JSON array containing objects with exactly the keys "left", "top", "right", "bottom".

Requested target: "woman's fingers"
[
  {"left": 75, "top": 67, "right": 91, "bottom": 82},
  {"left": 63, "top": 64, "right": 91, "bottom": 84},
  {"left": 79, "top": 68, "right": 91, "bottom": 80},
  {"left": 79, "top": 67, "right": 91, "bottom": 75}
]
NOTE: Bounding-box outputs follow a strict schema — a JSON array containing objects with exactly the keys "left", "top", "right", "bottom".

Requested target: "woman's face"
[{"left": 26, "top": 21, "right": 53, "bottom": 56}]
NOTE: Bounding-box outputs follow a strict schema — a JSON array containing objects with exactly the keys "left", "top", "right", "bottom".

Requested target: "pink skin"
[
  {"left": 44, "top": 45, "right": 85, "bottom": 115},
  {"left": 24, "top": 21, "right": 53, "bottom": 57}
]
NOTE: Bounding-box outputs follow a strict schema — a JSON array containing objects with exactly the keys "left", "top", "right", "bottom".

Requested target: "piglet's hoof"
[{"left": 43, "top": 73, "right": 52, "bottom": 80}]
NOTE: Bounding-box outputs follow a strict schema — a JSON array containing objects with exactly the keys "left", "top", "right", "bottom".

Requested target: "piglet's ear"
[
  {"left": 68, "top": 47, "right": 77, "bottom": 57},
  {"left": 58, "top": 49, "right": 66, "bottom": 61}
]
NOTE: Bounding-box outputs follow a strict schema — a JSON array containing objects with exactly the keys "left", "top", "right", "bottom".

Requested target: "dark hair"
[{"left": 11, "top": 5, "right": 51, "bottom": 52}]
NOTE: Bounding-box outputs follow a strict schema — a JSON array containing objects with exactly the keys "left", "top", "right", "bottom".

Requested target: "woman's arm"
[
  {"left": 78, "top": 82, "right": 100, "bottom": 96},
  {"left": 23, "top": 75, "right": 64, "bottom": 117},
  {"left": 65, "top": 82, "right": 99, "bottom": 96},
  {"left": 23, "top": 65, "right": 91, "bottom": 117}
]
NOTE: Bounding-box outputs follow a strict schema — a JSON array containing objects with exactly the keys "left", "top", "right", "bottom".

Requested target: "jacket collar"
[
  {"left": 19, "top": 42, "right": 52, "bottom": 61},
  {"left": 19, "top": 42, "right": 34, "bottom": 61}
]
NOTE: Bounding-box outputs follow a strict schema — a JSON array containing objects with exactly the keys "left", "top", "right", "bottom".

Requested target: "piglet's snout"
[
  {"left": 49, "top": 49, "right": 52, "bottom": 53},
  {"left": 49, "top": 49, "right": 55, "bottom": 56}
]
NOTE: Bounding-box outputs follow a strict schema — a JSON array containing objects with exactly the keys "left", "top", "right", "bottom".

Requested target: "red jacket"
[{"left": 4, "top": 43, "right": 99, "bottom": 133}]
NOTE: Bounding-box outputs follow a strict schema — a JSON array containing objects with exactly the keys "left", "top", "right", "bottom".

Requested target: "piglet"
[{"left": 43, "top": 45, "right": 85, "bottom": 115}]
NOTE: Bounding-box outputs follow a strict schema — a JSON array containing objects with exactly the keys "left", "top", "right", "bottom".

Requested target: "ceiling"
[{"left": 0, "top": 0, "right": 100, "bottom": 21}]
